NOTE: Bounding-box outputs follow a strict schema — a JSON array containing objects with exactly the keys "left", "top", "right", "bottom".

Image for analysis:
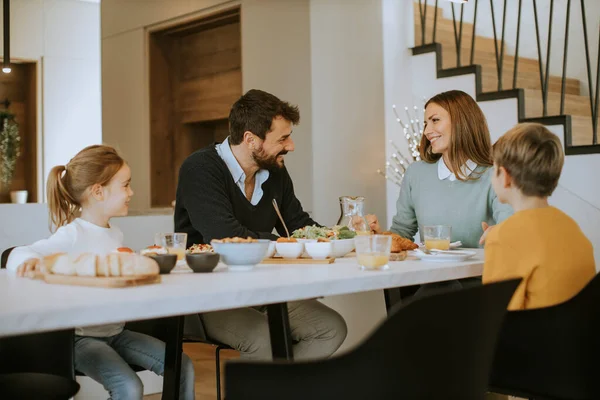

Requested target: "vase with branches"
[{"left": 0, "top": 111, "right": 21, "bottom": 195}]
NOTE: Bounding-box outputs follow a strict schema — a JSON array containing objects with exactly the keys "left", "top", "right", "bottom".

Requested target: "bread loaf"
[
  {"left": 43, "top": 253, "right": 159, "bottom": 277},
  {"left": 381, "top": 231, "right": 419, "bottom": 252}
]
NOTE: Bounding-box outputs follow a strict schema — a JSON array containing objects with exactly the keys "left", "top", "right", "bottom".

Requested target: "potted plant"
[{"left": 0, "top": 111, "right": 23, "bottom": 203}]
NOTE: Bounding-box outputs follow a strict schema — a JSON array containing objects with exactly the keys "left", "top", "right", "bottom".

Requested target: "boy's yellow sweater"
[{"left": 483, "top": 206, "right": 596, "bottom": 310}]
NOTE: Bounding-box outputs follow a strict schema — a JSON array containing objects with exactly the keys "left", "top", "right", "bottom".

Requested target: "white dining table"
[{"left": 0, "top": 250, "right": 484, "bottom": 399}]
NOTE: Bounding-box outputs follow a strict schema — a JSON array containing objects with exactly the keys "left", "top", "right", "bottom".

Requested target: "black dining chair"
[
  {"left": 0, "top": 247, "right": 80, "bottom": 399},
  {"left": 489, "top": 272, "right": 600, "bottom": 400},
  {"left": 1, "top": 246, "right": 15, "bottom": 269},
  {"left": 181, "top": 314, "right": 234, "bottom": 400},
  {"left": 225, "top": 278, "right": 521, "bottom": 400},
  {"left": 0, "top": 329, "right": 80, "bottom": 400},
  {"left": 2, "top": 246, "right": 232, "bottom": 399}
]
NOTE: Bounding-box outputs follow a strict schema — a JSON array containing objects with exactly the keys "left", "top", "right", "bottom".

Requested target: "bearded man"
[{"left": 174, "top": 89, "right": 347, "bottom": 360}]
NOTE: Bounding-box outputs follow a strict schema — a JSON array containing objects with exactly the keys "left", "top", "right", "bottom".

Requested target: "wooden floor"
[
  {"left": 145, "top": 342, "right": 240, "bottom": 400},
  {"left": 144, "top": 343, "right": 525, "bottom": 400}
]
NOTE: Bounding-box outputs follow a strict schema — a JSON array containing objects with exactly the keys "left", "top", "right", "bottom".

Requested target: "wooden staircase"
[{"left": 414, "top": 4, "right": 599, "bottom": 149}]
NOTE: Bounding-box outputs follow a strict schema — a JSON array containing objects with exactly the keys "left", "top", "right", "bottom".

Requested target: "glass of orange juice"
[
  {"left": 155, "top": 233, "right": 188, "bottom": 262},
  {"left": 354, "top": 235, "right": 392, "bottom": 271},
  {"left": 423, "top": 226, "right": 452, "bottom": 250}
]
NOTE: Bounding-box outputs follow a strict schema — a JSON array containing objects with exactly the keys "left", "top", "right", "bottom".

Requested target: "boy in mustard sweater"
[{"left": 483, "top": 123, "right": 596, "bottom": 310}]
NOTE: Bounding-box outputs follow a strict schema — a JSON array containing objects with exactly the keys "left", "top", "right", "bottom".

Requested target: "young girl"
[{"left": 7, "top": 145, "right": 195, "bottom": 400}]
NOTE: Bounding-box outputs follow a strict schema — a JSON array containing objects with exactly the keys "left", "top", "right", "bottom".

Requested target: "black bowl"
[
  {"left": 186, "top": 253, "right": 220, "bottom": 273},
  {"left": 146, "top": 254, "right": 177, "bottom": 274}
]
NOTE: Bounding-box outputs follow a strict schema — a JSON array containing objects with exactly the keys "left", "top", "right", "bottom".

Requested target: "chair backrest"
[
  {"left": 1, "top": 246, "right": 16, "bottom": 269},
  {"left": 225, "top": 278, "right": 520, "bottom": 400},
  {"left": 490, "top": 272, "right": 600, "bottom": 400},
  {"left": 0, "top": 329, "right": 75, "bottom": 379}
]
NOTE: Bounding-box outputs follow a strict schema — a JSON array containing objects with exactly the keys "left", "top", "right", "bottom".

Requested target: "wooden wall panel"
[
  {"left": 178, "top": 69, "right": 241, "bottom": 122},
  {"left": 179, "top": 23, "right": 241, "bottom": 79},
  {"left": 25, "top": 63, "right": 38, "bottom": 202},
  {"left": 0, "top": 62, "right": 37, "bottom": 203},
  {"left": 149, "top": 36, "right": 176, "bottom": 207},
  {"left": 150, "top": 9, "right": 241, "bottom": 207}
]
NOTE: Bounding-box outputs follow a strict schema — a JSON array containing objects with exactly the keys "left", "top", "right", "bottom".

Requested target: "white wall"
[
  {"left": 0, "top": 0, "right": 102, "bottom": 200},
  {"left": 308, "top": 0, "right": 389, "bottom": 353},
  {"left": 433, "top": 0, "right": 600, "bottom": 96},
  {"left": 382, "top": 0, "right": 416, "bottom": 226},
  {"left": 102, "top": 0, "right": 314, "bottom": 212},
  {"left": 0, "top": 204, "right": 173, "bottom": 252},
  {"left": 241, "top": 0, "right": 313, "bottom": 212},
  {"left": 309, "top": 0, "right": 387, "bottom": 225}
]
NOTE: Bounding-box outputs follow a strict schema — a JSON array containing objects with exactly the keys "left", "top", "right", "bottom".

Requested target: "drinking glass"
[
  {"left": 423, "top": 226, "right": 452, "bottom": 250},
  {"left": 354, "top": 235, "right": 392, "bottom": 271},
  {"left": 155, "top": 233, "right": 188, "bottom": 261}
]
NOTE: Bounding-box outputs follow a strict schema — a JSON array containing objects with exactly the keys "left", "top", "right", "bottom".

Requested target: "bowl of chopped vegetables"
[{"left": 291, "top": 225, "right": 357, "bottom": 258}]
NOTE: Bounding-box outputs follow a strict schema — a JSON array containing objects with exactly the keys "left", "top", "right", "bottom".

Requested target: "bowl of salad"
[{"left": 291, "top": 225, "right": 357, "bottom": 258}]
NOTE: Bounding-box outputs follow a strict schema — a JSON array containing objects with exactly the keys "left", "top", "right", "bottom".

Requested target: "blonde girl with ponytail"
[{"left": 7, "top": 145, "right": 195, "bottom": 400}]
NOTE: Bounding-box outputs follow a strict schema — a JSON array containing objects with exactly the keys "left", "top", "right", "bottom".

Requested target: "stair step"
[
  {"left": 570, "top": 116, "right": 599, "bottom": 146},
  {"left": 417, "top": 32, "right": 581, "bottom": 95},
  {"left": 413, "top": 1, "right": 597, "bottom": 146},
  {"left": 480, "top": 69, "right": 580, "bottom": 95},
  {"left": 523, "top": 89, "right": 593, "bottom": 118},
  {"left": 480, "top": 73, "right": 579, "bottom": 95}
]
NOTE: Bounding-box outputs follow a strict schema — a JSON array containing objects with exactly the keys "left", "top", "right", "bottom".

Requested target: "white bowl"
[
  {"left": 211, "top": 240, "right": 270, "bottom": 271},
  {"left": 305, "top": 242, "right": 332, "bottom": 260},
  {"left": 265, "top": 241, "right": 277, "bottom": 258},
  {"left": 331, "top": 239, "right": 355, "bottom": 258},
  {"left": 275, "top": 242, "right": 304, "bottom": 259},
  {"left": 296, "top": 239, "right": 317, "bottom": 257},
  {"left": 296, "top": 238, "right": 318, "bottom": 244}
]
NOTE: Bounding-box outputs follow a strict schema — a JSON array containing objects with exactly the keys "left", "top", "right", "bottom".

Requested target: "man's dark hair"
[{"left": 228, "top": 89, "right": 300, "bottom": 145}]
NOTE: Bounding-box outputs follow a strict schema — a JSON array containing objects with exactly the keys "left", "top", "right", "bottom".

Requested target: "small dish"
[
  {"left": 330, "top": 239, "right": 355, "bottom": 258},
  {"left": 413, "top": 249, "right": 477, "bottom": 262},
  {"left": 145, "top": 254, "right": 177, "bottom": 274},
  {"left": 304, "top": 242, "right": 332, "bottom": 260},
  {"left": 265, "top": 241, "right": 277, "bottom": 258},
  {"left": 275, "top": 242, "right": 304, "bottom": 259},
  {"left": 185, "top": 253, "right": 220, "bottom": 273}
]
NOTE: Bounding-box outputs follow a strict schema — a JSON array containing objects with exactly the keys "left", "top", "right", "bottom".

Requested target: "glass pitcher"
[{"left": 336, "top": 196, "right": 371, "bottom": 235}]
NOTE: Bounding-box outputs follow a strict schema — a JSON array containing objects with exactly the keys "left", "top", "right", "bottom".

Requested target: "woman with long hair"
[{"left": 380, "top": 90, "right": 513, "bottom": 248}]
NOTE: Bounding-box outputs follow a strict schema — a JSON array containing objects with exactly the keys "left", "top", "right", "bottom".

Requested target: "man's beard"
[{"left": 252, "top": 146, "right": 287, "bottom": 171}]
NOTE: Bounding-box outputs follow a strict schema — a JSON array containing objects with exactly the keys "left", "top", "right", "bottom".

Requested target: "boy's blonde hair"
[
  {"left": 493, "top": 123, "right": 564, "bottom": 197},
  {"left": 46, "top": 145, "right": 125, "bottom": 230}
]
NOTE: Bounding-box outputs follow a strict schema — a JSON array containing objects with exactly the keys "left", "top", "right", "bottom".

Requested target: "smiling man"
[
  {"left": 175, "top": 89, "right": 318, "bottom": 245},
  {"left": 174, "top": 89, "right": 347, "bottom": 360}
]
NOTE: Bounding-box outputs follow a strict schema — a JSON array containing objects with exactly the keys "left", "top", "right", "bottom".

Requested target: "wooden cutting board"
[
  {"left": 42, "top": 274, "right": 161, "bottom": 288},
  {"left": 389, "top": 251, "right": 408, "bottom": 261},
  {"left": 261, "top": 257, "right": 335, "bottom": 265}
]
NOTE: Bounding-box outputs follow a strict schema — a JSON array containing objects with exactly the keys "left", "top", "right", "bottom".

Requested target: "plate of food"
[
  {"left": 418, "top": 241, "right": 463, "bottom": 250},
  {"left": 290, "top": 225, "right": 357, "bottom": 258},
  {"left": 413, "top": 248, "right": 477, "bottom": 262}
]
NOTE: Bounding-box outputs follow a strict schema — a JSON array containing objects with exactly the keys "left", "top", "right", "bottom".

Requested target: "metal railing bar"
[
  {"left": 543, "top": 0, "right": 554, "bottom": 116},
  {"left": 490, "top": 0, "right": 501, "bottom": 90},
  {"left": 470, "top": 0, "right": 479, "bottom": 65},
  {"left": 451, "top": 3, "right": 460, "bottom": 67},
  {"left": 513, "top": 0, "right": 523, "bottom": 89},
  {"left": 533, "top": 0, "right": 547, "bottom": 116},
  {"left": 498, "top": 0, "right": 507, "bottom": 90},
  {"left": 560, "top": 0, "right": 571, "bottom": 114},
  {"left": 593, "top": 24, "right": 600, "bottom": 144},
  {"left": 581, "top": 0, "right": 596, "bottom": 143},
  {"left": 432, "top": 0, "right": 439, "bottom": 43},
  {"left": 418, "top": 0, "right": 425, "bottom": 45}
]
